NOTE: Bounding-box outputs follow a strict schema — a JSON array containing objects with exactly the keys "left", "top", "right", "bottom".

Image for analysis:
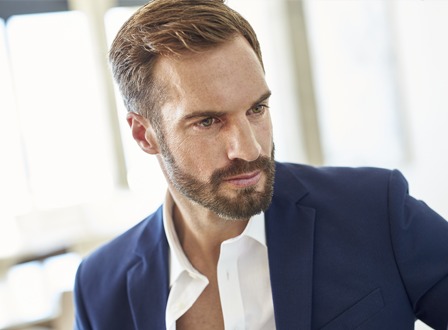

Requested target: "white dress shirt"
[{"left": 163, "top": 192, "right": 276, "bottom": 330}]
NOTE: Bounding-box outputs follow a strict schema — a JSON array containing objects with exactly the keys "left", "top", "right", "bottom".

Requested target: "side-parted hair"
[{"left": 109, "top": 0, "right": 263, "bottom": 132}]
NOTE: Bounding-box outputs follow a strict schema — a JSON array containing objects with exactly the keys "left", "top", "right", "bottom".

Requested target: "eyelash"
[
  {"left": 194, "top": 104, "right": 269, "bottom": 129},
  {"left": 197, "top": 117, "right": 219, "bottom": 128},
  {"left": 250, "top": 104, "right": 269, "bottom": 115}
]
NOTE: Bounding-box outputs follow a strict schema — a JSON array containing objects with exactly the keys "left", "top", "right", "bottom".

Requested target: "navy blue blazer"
[{"left": 74, "top": 162, "right": 448, "bottom": 329}]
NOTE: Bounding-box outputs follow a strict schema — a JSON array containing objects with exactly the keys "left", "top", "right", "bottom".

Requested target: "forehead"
[{"left": 153, "top": 36, "right": 269, "bottom": 116}]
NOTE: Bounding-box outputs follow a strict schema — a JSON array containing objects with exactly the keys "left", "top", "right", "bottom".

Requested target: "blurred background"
[{"left": 0, "top": 0, "right": 447, "bottom": 329}]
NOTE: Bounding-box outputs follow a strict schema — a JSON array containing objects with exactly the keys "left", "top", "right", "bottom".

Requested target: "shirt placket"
[{"left": 218, "top": 239, "right": 246, "bottom": 330}]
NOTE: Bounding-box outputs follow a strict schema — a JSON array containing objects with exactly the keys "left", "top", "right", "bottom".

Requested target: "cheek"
[
  {"left": 171, "top": 137, "right": 218, "bottom": 175},
  {"left": 256, "top": 119, "right": 274, "bottom": 151}
]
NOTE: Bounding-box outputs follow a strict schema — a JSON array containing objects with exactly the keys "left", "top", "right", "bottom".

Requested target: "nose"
[{"left": 225, "top": 119, "right": 262, "bottom": 162}]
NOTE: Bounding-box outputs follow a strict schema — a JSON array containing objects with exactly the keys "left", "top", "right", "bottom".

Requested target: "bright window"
[
  {"left": 0, "top": 18, "right": 26, "bottom": 257},
  {"left": 305, "top": 0, "right": 406, "bottom": 167},
  {"left": 6, "top": 11, "right": 114, "bottom": 209}
]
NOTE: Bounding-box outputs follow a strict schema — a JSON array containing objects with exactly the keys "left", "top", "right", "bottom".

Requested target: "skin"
[{"left": 127, "top": 36, "right": 274, "bottom": 329}]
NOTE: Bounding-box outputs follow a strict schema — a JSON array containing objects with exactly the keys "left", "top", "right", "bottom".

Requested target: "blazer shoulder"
[
  {"left": 79, "top": 205, "right": 165, "bottom": 277},
  {"left": 74, "top": 205, "right": 169, "bottom": 329},
  {"left": 278, "top": 162, "right": 399, "bottom": 190}
]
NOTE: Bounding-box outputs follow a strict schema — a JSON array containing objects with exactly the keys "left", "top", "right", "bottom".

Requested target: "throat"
[{"left": 172, "top": 201, "right": 249, "bottom": 269}]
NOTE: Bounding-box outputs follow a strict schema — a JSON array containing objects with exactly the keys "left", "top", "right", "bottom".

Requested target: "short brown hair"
[{"left": 109, "top": 0, "right": 263, "bottom": 131}]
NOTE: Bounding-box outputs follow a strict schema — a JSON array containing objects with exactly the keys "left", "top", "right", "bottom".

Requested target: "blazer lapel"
[
  {"left": 127, "top": 209, "right": 170, "bottom": 330},
  {"left": 266, "top": 163, "right": 316, "bottom": 329}
]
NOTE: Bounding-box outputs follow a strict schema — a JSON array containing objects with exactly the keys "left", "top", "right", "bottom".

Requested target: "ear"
[{"left": 126, "top": 112, "right": 160, "bottom": 154}]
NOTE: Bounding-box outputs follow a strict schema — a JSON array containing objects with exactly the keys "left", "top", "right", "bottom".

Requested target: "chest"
[
  {"left": 170, "top": 236, "right": 275, "bottom": 329},
  {"left": 176, "top": 280, "right": 224, "bottom": 330}
]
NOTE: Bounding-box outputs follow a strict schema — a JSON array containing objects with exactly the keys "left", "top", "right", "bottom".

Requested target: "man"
[{"left": 74, "top": 0, "right": 448, "bottom": 329}]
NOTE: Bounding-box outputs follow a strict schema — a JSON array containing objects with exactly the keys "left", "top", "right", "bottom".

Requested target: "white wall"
[{"left": 392, "top": 1, "right": 448, "bottom": 220}]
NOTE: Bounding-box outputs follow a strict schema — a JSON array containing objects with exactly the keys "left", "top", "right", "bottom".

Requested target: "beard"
[{"left": 160, "top": 140, "right": 276, "bottom": 221}]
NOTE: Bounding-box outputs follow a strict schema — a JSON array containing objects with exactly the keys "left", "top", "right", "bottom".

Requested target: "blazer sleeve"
[
  {"left": 388, "top": 170, "right": 448, "bottom": 329},
  {"left": 73, "top": 261, "right": 92, "bottom": 330}
]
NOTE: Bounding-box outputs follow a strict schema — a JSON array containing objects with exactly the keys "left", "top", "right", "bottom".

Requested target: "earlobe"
[{"left": 126, "top": 112, "right": 160, "bottom": 154}]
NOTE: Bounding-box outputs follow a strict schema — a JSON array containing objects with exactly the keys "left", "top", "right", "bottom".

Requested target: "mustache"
[{"left": 210, "top": 155, "right": 274, "bottom": 185}]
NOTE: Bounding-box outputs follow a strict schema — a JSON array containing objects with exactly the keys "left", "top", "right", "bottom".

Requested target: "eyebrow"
[
  {"left": 182, "top": 90, "right": 272, "bottom": 121},
  {"left": 249, "top": 90, "right": 272, "bottom": 111}
]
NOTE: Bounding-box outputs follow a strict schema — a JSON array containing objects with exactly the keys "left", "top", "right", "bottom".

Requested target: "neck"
[{"left": 170, "top": 189, "right": 249, "bottom": 272}]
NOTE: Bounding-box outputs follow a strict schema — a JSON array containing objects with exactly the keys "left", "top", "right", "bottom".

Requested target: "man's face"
[{"left": 153, "top": 36, "right": 275, "bottom": 220}]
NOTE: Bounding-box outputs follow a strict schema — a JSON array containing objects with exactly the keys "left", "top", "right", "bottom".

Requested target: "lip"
[{"left": 223, "top": 171, "right": 262, "bottom": 188}]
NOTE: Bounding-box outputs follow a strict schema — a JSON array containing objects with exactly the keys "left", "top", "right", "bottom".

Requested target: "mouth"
[{"left": 222, "top": 171, "right": 262, "bottom": 188}]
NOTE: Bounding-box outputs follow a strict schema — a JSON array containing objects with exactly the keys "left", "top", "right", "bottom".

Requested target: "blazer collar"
[
  {"left": 127, "top": 207, "right": 169, "bottom": 330},
  {"left": 266, "top": 162, "right": 316, "bottom": 329}
]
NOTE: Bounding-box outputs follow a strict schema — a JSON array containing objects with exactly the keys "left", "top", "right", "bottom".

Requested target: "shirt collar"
[{"left": 162, "top": 191, "right": 266, "bottom": 288}]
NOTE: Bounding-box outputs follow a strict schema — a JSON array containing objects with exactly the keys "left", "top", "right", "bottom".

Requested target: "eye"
[
  {"left": 250, "top": 104, "right": 269, "bottom": 115},
  {"left": 197, "top": 117, "right": 217, "bottom": 128}
]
